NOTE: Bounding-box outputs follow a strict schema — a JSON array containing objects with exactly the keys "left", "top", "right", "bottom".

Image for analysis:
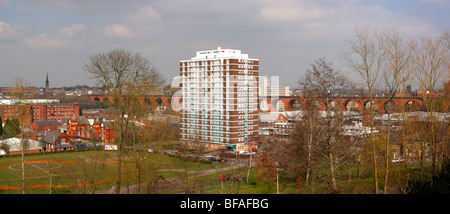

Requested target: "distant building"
[
  {"left": 290, "top": 89, "right": 303, "bottom": 97},
  {"left": 0, "top": 87, "right": 39, "bottom": 97},
  {"left": 259, "top": 111, "right": 380, "bottom": 143},
  {"left": 0, "top": 137, "right": 44, "bottom": 156},
  {"left": 259, "top": 76, "right": 290, "bottom": 97},
  {"left": 67, "top": 116, "right": 115, "bottom": 143},
  {"left": 41, "top": 130, "right": 74, "bottom": 152},
  {"left": 259, "top": 76, "right": 271, "bottom": 97},
  {"left": 1, "top": 103, "right": 80, "bottom": 125},
  {"left": 267, "top": 86, "right": 290, "bottom": 97},
  {"left": 0, "top": 98, "right": 59, "bottom": 105},
  {"left": 259, "top": 112, "right": 298, "bottom": 141},
  {"left": 31, "top": 120, "right": 62, "bottom": 131},
  {"left": 259, "top": 76, "right": 290, "bottom": 112}
]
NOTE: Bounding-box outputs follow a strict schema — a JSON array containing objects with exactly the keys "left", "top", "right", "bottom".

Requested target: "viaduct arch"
[
  {"left": 257, "top": 96, "right": 423, "bottom": 114},
  {"left": 88, "top": 95, "right": 173, "bottom": 113},
  {"left": 88, "top": 95, "right": 423, "bottom": 115}
]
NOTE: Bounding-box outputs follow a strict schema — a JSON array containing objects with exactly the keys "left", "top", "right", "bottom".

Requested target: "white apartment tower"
[
  {"left": 179, "top": 47, "right": 259, "bottom": 151},
  {"left": 260, "top": 76, "right": 290, "bottom": 97}
]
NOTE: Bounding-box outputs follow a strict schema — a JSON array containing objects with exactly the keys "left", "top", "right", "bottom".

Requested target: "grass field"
[
  {"left": 1, "top": 149, "right": 434, "bottom": 194},
  {"left": 0, "top": 149, "right": 228, "bottom": 194}
]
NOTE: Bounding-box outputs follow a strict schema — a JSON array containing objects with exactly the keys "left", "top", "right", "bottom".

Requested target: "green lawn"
[
  {"left": 0, "top": 149, "right": 227, "bottom": 194},
  {"left": 1, "top": 150, "right": 434, "bottom": 194}
]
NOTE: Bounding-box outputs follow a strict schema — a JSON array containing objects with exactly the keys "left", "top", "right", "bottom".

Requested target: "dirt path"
[{"left": 95, "top": 161, "right": 251, "bottom": 194}]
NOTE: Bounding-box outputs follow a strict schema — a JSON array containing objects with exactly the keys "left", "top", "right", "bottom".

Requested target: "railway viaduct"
[{"left": 87, "top": 95, "right": 423, "bottom": 114}]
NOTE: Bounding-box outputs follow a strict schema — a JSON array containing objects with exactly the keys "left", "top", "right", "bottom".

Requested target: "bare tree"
[
  {"left": 441, "top": 30, "right": 450, "bottom": 84},
  {"left": 296, "top": 58, "right": 351, "bottom": 193},
  {"left": 8, "top": 78, "right": 32, "bottom": 194},
  {"left": 442, "top": 30, "right": 450, "bottom": 170},
  {"left": 342, "top": 27, "right": 384, "bottom": 193},
  {"left": 411, "top": 34, "right": 446, "bottom": 175},
  {"left": 84, "top": 49, "right": 164, "bottom": 194},
  {"left": 395, "top": 112, "right": 416, "bottom": 193},
  {"left": 288, "top": 100, "right": 321, "bottom": 188},
  {"left": 380, "top": 29, "right": 413, "bottom": 193},
  {"left": 300, "top": 57, "right": 350, "bottom": 98}
]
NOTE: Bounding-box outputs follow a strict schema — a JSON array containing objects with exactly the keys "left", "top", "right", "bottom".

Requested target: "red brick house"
[
  {"left": 41, "top": 130, "right": 74, "bottom": 152},
  {"left": 259, "top": 112, "right": 297, "bottom": 142},
  {"left": 67, "top": 116, "right": 91, "bottom": 139},
  {"left": 100, "top": 121, "right": 115, "bottom": 143},
  {"left": 67, "top": 116, "right": 115, "bottom": 143},
  {"left": 272, "top": 113, "right": 294, "bottom": 138}
]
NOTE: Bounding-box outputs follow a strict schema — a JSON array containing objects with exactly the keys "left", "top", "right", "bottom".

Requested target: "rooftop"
[
  {"left": 186, "top": 47, "right": 256, "bottom": 60},
  {"left": 33, "top": 120, "right": 62, "bottom": 126}
]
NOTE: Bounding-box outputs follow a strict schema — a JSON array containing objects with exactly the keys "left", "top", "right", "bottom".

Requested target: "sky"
[{"left": 0, "top": 0, "right": 449, "bottom": 89}]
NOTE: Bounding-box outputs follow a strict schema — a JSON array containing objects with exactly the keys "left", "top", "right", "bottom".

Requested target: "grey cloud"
[{"left": 2, "top": 0, "right": 448, "bottom": 89}]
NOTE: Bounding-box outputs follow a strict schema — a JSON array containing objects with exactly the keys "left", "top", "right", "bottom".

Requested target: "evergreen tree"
[
  {"left": 3, "top": 118, "right": 21, "bottom": 138},
  {"left": 0, "top": 116, "right": 3, "bottom": 137}
]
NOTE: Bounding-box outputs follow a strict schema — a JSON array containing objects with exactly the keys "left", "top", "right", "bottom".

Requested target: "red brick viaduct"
[{"left": 87, "top": 95, "right": 423, "bottom": 115}]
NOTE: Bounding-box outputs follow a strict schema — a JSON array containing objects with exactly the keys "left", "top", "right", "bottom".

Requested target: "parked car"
[
  {"left": 392, "top": 158, "right": 405, "bottom": 163},
  {"left": 392, "top": 153, "right": 405, "bottom": 163}
]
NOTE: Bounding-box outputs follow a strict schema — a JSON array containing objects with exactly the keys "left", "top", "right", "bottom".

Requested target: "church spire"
[{"left": 45, "top": 73, "right": 49, "bottom": 92}]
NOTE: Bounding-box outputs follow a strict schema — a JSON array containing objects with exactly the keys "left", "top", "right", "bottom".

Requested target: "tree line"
[{"left": 258, "top": 28, "right": 449, "bottom": 194}]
